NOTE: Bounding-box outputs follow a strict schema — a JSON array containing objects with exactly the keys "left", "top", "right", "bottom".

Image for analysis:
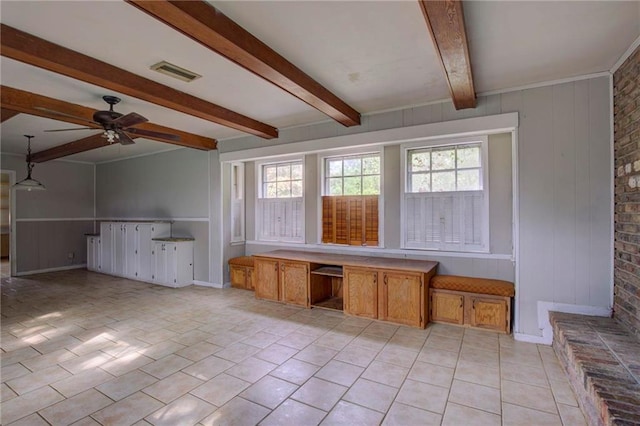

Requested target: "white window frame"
[
  {"left": 401, "top": 136, "right": 490, "bottom": 253},
  {"left": 318, "top": 148, "right": 384, "bottom": 247},
  {"left": 230, "top": 162, "right": 245, "bottom": 243},
  {"left": 256, "top": 157, "right": 305, "bottom": 243}
]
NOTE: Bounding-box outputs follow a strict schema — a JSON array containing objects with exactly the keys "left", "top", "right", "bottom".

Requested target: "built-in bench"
[
  {"left": 550, "top": 312, "right": 640, "bottom": 426},
  {"left": 229, "top": 256, "right": 255, "bottom": 291},
  {"left": 429, "top": 275, "right": 515, "bottom": 333}
]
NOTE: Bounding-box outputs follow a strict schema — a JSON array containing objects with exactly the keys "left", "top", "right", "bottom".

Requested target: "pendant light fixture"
[{"left": 13, "top": 135, "right": 46, "bottom": 191}]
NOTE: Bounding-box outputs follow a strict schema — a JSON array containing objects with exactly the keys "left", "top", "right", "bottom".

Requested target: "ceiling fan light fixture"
[
  {"left": 150, "top": 61, "right": 201, "bottom": 83},
  {"left": 13, "top": 135, "right": 46, "bottom": 191}
]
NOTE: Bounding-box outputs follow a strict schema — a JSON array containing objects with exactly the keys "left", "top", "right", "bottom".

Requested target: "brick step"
[{"left": 550, "top": 312, "right": 640, "bottom": 426}]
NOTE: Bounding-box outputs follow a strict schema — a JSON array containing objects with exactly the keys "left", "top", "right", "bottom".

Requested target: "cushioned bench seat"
[
  {"left": 229, "top": 256, "right": 255, "bottom": 290},
  {"left": 431, "top": 275, "right": 515, "bottom": 297},
  {"left": 429, "top": 275, "right": 514, "bottom": 333}
]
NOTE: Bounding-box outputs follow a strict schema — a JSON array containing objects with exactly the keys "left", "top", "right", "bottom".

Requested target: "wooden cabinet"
[
  {"left": 469, "top": 296, "right": 509, "bottom": 332},
  {"left": 429, "top": 289, "right": 510, "bottom": 333},
  {"left": 281, "top": 261, "right": 308, "bottom": 307},
  {"left": 343, "top": 267, "right": 378, "bottom": 319},
  {"left": 255, "top": 258, "right": 280, "bottom": 301},
  {"left": 152, "top": 240, "right": 194, "bottom": 287},
  {"left": 379, "top": 271, "right": 425, "bottom": 328},
  {"left": 430, "top": 289, "right": 464, "bottom": 325},
  {"left": 254, "top": 258, "right": 309, "bottom": 307},
  {"left": 86, "top": 235, "right": 101, "bottom": 272}
]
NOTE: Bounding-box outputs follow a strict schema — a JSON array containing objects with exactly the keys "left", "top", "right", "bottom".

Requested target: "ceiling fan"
[{"left": 42, "top": 96, "right": 180, "bottom": 145}]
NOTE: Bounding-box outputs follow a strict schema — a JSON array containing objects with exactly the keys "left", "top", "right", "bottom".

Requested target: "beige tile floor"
[{"left": 1, "top": 269, "right": 588, "bottom": 425}]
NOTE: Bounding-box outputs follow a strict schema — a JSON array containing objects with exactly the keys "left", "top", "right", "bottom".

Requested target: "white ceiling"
[{"left": 0, "top": 1, "right": 638, "bottom": 163}]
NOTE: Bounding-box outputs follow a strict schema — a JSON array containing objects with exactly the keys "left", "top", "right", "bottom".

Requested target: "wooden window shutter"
[
  {"left": 322, "top": 196, "right": 333, "bottom": 243},
  {"left": 322, "top": 195, "right": 378, "bottom": 246},
  {"left": 363, "top": 195, "right": 378, "bottom": 246},
  {"left": 348, "top": 196, "right": 363, "bottom": 245},
  {"left": 334, "top": 197, "right": 349, "bottom": 245}
]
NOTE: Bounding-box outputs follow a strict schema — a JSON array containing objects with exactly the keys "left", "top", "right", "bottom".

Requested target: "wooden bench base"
[
  {"left": 229, "top": 257, "right": 255, "bottom": 291},
  {"left": 429, "top": 288, "right": 511, "bottom": 333}
]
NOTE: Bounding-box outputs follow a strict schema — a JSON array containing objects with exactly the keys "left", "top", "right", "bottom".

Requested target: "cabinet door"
[
  {"left": 99, "top": 223, "right": 113, "bottom": 274},
  {"left": 123, "top": 224, "right": 137, "bottom": 278},
  {"left": 153, "top": 242, "right": 167, "bottom": 284},
  {"left": 469, "top": 296, "right": 509, "bottom": 332},
  {"left": 254, "top": 258, "right": 280, "bottom": 301},
  {"left": 137, "top": 224, "right": 154, "bottom": 281},
  {"left": 113, "top": 224, "right": 125, "bottom": 276},
  {"left": 246, "top": 268, "right": 255, "bottom": 291},
  {"left": 380, "top": 271, "right": 424, "bottom": 327},
  {"left": 87, "top": 237, "right": 95, "bottom": 271},
  {"left": 230, "top": 266, "right": 247, "bottom": 289},
  {"left": 343, "top": 267, "right": 378, "bottom": 319},
  {"left": 430, "top": 290, "right": 464, "bottom": 325},
  {"left": 281, "top": 261, "right": 309, "bottom": 307},
  {"left": 166, "top": 243, "right": 178, "bottom": 286}
]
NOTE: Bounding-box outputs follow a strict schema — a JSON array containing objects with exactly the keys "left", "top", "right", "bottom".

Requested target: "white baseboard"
[
  {"left": 15, "top": 264, "right": 87, "bottom": 276},
  {"left": 193, "top": 280, "right": 228, "bottom": 289},
  {"left": 515, "top": 302, "right": 612, "bottom": 345}
]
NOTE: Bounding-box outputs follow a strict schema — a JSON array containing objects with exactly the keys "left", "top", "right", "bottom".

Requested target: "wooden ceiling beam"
[
  {"left": 1, "top": 108, "right": 20, "bottom": 123},
  {"left": 127, "top": 0, "right": 361, "bottom": 127},
  {"left": 419, "top": 0, "right": 476, "bottom": 109},
  {"left": 0, "top": 24, "right": 277, "bottom": 138},
  {"left": 30, "top": 134, "right": 115, "bottom": 163},
  {"left": 1, "top": 86, "right": 217, "bottom": 156}
]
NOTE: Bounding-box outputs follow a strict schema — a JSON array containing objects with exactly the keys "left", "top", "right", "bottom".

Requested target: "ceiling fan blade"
[
  {"left": 117, "top": 131, "right": 136, "bottom": 145},
  {"left": 44, "top": 127, "right": 96, "bottom": 132},
  {"left": 125, "top": 127, "right": 181, "bottom": 142},
  {"left": 34, "top": 107, "right": 99, "bottom": 125},
  {"left": 112, "top": 112, "right": 148, "bottom": 128}
]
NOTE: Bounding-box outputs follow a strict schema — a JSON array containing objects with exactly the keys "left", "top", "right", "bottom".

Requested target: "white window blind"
[
  {"left": 403, "top": 139, "right": 488, "bottom": 252},
  {"left": 257, "top": 159, "right": 304, "bottom": 243},
  {"left": 258, "top": 198, "right": 304, "bottom": 242},
  {"left": 405, "top": 192, "right": 484, "bottom": 251}
]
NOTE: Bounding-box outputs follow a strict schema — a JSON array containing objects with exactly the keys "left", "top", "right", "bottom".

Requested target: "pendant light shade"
[{"left": 13, "top": 135, "right": 46, "bottom": 191}]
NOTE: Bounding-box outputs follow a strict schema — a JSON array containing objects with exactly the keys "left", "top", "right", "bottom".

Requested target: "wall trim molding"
[
  {"left": 611, "top": 35, "right": 640, "bottom": 74},
  {"left": 95, "top": 217, "right": 209, "bottom": 222},
  {"left": 477, "top": 72, "right": 611, "bottom": 98},
  {"left": 16, "top": 218, "right": 95, "bottom": 222},
  {"left": 245, "top": 240, "right": 513, "bottom": 261},
  {"left": 220, "top": 113, "right": 519, "bottom": 162},
  {"left": 514, "top": 301, "right": 612, "bottom": 345},
  {"left": 15, "top": 264, "right": 86, "bottom": 276}
]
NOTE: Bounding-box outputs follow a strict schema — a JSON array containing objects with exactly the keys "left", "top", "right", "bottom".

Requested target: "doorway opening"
[{"left": 1, "top": 170, "right": 15, "bottom": 278}]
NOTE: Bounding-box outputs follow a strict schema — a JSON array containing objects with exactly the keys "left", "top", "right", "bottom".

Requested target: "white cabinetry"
[
  {"left": 153, "top": 239, "right": 194, "bottom": 287},
  {"left": 86, "top": 235, "right": 101, "bottom": 272},
  {"left": 98, "top": 221, "right": 171, "bottom": 281}
]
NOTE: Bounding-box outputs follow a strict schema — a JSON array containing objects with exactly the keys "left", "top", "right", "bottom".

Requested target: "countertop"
[
  {"left": 152, "top": 237, "right": 195, "bottom": 242},
  {"left": 253, "top": 250, "right": 438, "bottom": 274},
  {"left": 84, "top": 233, "right": 100, "bottom": 237}
]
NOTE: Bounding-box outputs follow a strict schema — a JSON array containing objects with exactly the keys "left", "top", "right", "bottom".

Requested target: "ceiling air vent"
[{"left": 150, "top": 61, "right": 201, "bottom": 83}]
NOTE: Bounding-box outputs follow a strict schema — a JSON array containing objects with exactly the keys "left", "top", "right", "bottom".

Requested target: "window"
[
  {"left": 321, "top": 153, "right": 381, "bottom": 246},
  {"left": 230, "top": 163, "right": 244, "bottom": 242},
  {"left": 257, "top": 159, "right": 304, "bottom": 242},
  {"left": 403, "top": 139, "right": 488, "bottom": 252}
]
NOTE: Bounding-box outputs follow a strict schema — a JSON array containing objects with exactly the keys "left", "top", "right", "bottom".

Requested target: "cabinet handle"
[
  {"left": 459, "top": 299, "right": 463, "bottom": 308},
  {"left": 274, "top": 263, "right": 278, "bottom": 272},
  {"left": 135, "top": 225, "right": 139, "bottom": 231},
  {"left": 373, "top": 274, "right": 377, "bottom": 284},
  {"left": 281, "top": 263, "right": 285, "bottom": 271},
  {"left": 384, "top": 275, "right": 388, "bottom": 285},
  {"left": 472, "top": 300, "right": 476, "bottom": 310}
]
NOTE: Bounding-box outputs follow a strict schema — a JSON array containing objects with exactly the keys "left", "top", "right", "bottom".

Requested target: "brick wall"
[{"left": 614, "top": 45, "right": 640, "bottom": 338}]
